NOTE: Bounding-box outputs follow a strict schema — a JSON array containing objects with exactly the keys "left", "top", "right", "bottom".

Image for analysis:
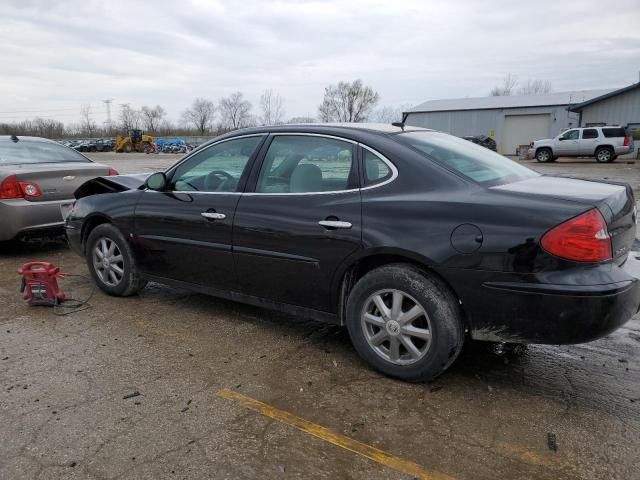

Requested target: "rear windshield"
[
  {"left": 0, "top": 140, "right": 90, "bottom": 165},
  {"left": 602, "top": 127, "right": 626, "bottom": 138},
  {"left": 396, "top": 131, "right": 538, "bottom": 186}
]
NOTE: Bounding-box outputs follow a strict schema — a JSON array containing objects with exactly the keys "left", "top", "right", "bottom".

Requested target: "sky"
[{"left": 1, "top": 0, "right": 639, "bottom": 126}]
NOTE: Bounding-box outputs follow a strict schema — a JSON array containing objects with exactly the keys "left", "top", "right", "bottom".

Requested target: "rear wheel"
[
  {"left": 86, "top": 224, "right": 146, "bottom": 296},
  {"left": 535, "top": 148, "right": 552, "bottom": 163},
  {"left": 345, "top": 264, "right": 464, "bottom": 382},
  {"left": 595, "top": 146, "right": 613, "bottom": 163}
]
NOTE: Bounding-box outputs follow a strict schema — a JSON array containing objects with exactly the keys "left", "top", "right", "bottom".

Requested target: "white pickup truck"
[{"left": 528, "top": 126, "right": 634, "bottom": 163}]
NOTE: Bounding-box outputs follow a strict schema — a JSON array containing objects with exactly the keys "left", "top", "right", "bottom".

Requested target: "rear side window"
[
  {"left": 397, "top": 131, "right": 538, "bottom": 187},
  {"left": 582, "top": 129, "right": 598, "bottom": 139},
  {"left": 363, "top": 150, "right": 391, "bottom": 186},
  {"left": 602, "top": 127, "right": 626, "bottom": 138},
  {"left": 257, "top": 136, "right": 355, "bottom": 193},
  {"left": 0, "top": 140, "right": 90, "bottom": 165}
]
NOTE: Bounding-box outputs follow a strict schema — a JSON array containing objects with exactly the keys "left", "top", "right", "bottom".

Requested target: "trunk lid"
[
  {"left": 492, "top": 176, "right": 636, "bottom": 263},
  {"left": 8, "top": 162, "right": 111, "bottom": 202}
]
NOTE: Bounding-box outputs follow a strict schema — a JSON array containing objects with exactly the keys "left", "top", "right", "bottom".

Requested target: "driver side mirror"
[{"left": 145, "top": 172, "right": 167, "bottom": 191}]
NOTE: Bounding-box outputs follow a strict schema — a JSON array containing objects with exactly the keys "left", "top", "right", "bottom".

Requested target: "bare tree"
[
  {"left": 218, "top": 92, "right": 253, "bottom": 130},
  {"left": 259, "top": 89, "right": 285, "bottom": 126},
  {"left": 140, "top": 105, "right": 166, "bottom": 132},
  {"left": 518, "top": 79, "right": 553, "bottom": 95},
  {"left": 368, "top": 104, "right": 412, "bottom": 123},
  {"left": 286, "top": 116, "right": 316, "bottom": 124},
  {"left": 181, "top": 98, "right": 216, "bottom": 135},
  {"left": 80, "top": 104, "right": 97, "bottom": 136},
  {"left": 318, "top": 79, "right": 379, "bottom": 122},
  {"left": 119, "top": 104, "right": 141, "bottom": 132},
  {"left": 490, "top": 73, "right": 519, "bottom": 96}
]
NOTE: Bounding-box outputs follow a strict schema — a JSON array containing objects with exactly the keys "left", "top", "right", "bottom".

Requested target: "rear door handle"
[
  {"left": 201, "top": 212, "right": 226, "bottom": 220},
  {"left": 318, "top": 220, "right": 352, "bottom": 229}
]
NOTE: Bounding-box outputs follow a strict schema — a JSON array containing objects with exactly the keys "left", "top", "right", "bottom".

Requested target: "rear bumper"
[
  {"left": 451, "top": 255, "right": 640, "bottom": 344},
  {"left": 0, "top": 198, "right": 68, "bottom": 241}
]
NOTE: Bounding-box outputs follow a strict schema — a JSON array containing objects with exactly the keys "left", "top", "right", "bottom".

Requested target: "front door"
[
  {"left": 554, "top": 129, "right": 579, "bottom": 155},
  {"left": 233, "top": 134, "right": 362, "bottom": 313},
  {"left": 133, "top": 135, "right": 265, "bottom": 291}
]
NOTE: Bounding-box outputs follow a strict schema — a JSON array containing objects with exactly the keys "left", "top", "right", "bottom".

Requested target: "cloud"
[{"left": 1, "top": 0, "right": 639, "bottom": 125}]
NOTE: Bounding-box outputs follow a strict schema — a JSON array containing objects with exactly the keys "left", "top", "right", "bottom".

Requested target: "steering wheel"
[{"left": 204, "top": 170, "right": 235, "bottom": 191}]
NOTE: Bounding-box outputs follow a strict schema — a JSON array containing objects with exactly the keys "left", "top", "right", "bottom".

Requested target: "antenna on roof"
[
  {"left": 391, "top": 122, "right": 405, "bottom": 131},
  {"left": 10, "top": 134, "right": 19, "bottom": 143}
]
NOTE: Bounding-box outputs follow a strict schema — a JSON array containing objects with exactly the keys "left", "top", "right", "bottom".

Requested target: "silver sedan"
[{"left": 0, "top": 135, "right": 115, "bottom": 242}]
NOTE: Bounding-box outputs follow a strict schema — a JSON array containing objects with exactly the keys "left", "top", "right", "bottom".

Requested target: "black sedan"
[{"left": 64, "top": 124, "right": 640, "bottom": 381}]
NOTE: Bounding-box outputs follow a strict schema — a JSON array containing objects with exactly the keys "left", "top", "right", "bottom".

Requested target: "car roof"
[
  {"left": 0, "top": 135, "right": 59, "bottom": 143},
  {"left": 223, "top": 123, "right": 431, "bottom": 137}
]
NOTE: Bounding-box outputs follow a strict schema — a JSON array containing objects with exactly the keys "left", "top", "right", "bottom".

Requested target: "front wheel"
[
  {"left": 345, "top": 264, "right": 464, "bottom": 382},
  {"left": 86, "top": 223, "right": 147, "bottom": 296},
  {"left": 535, "top": 148, "right": 552, "bottom": 163}
]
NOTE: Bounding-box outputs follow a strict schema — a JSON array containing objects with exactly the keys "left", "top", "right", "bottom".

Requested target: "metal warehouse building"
[
  {"left": 569, "top": 82, "right": 640, "bottom": 141},
  {"left": 404, "top": 89, "right": 612, "bottom": 155}
]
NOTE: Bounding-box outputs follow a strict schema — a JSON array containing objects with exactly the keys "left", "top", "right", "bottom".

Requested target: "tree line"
[{"left": 0, "top": 80, "right": 407, "bottom": 139}]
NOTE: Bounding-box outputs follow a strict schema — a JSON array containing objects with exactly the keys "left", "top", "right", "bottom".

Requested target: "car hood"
[{"left": 74, "top": 173, "right": 150, "bottom": 199}]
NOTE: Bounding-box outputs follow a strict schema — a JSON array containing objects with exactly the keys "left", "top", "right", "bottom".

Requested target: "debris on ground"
[
  {"left": 547, "top": 432, "right": 558, "bottom": 452},
  {"left": 123, "top": 391, "right": 141, "bottom": 400}
]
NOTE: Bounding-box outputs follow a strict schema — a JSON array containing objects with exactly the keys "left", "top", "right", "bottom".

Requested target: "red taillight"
[
  {"left": 624, "top": 136, "right": 630, "bottom": 147},
  {"left": 541, "top": 208, "right": 612, "bottom": 262},
  {"left": 108, "top": 168, "right": 119, "bottom": 176},
  {"left": 0, "top": 175, "right": 23, "bottom": 199},
  {"left": 0, "top": 175, "right": 42, "bottom": 199}
]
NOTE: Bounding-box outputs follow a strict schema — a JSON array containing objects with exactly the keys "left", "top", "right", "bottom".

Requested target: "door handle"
[
  {"left": 201, "top": 212, "right": 226, "bottom": 220},
  {"left": 318, "top": 220, "right": 352, "bottom": 229}
]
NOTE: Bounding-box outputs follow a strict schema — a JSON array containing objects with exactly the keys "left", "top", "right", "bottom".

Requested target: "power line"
[
  {"left": 0, "top": 111, "right": 109, "bottom": 120},
  {"left": 0, "top": 105, "right": 106, "bottom": 114}
]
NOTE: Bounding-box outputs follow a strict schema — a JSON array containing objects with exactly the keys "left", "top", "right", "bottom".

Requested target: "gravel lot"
[{"left": 1, "top": 153, "right": 639, "bottom": 480}]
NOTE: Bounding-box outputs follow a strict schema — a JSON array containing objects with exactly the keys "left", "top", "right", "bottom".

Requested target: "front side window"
[
  {"left": 0, "top": 140, "right": 90, "bottom": 165},
  {"left": 582, "top": 129, "right": 598, "bottom": 139},
  {"left": 256, "top": 136, "right": 355, "bottom": 193},
  {"left": 560, "top": 129, "right": 579, "bottom": 140},
  {"left": 397, "top": 131, "right": 538, "bottom": 186},
  {"left": 171, "top": 136, "right": 262, "bottom": 193}
]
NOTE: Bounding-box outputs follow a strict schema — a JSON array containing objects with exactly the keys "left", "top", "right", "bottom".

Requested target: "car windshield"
[
  {"left": 397, "top": 131, "right": 538, "bottom": 186},
  {"left": 0, "top": 139, "right": 90, "bottom": 165}
]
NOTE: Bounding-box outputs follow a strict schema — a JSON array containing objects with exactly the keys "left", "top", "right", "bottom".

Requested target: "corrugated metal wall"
[
  {"left": 405, "top": 106, "right": 579, "bottom": 154},
  {"left": 579, "top": 88, "right": 640, "bottom": 127}
]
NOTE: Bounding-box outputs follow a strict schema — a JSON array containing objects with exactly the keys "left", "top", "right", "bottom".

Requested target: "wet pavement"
[{"left": 1, "top": 154, "right": 640, "bottom": 479}]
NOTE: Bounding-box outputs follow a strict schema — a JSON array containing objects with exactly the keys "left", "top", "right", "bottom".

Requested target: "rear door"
[
  {"left": 233, "top": 134, "right": 362, "bottom": 313},
  {"left": 133, "top": 135, "right": 265, "bottom": 290},
  {"left": 579, "top": 128, "right": 600, "bottom": 155}
]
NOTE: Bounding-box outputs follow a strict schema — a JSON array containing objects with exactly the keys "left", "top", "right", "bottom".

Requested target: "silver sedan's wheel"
[
  {"left": 361, "top": 289, "right": 432, "bottom": 366},
  {"left": 92, "top": 237, "right": 125, "bottom": 287}
]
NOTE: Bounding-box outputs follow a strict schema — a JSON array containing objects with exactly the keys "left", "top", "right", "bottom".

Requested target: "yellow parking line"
[{"left": 217, "top": 388, "right": 455, "bottom": 480}]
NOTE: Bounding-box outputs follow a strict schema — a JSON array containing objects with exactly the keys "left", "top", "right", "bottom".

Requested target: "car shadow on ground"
[{"left": 0, "top": 236, "right": 69, "bottom": 257}]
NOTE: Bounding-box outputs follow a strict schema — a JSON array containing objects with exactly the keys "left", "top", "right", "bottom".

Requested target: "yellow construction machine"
[{"left": 115, "top": 129, "right": 156, "bottom": 153}]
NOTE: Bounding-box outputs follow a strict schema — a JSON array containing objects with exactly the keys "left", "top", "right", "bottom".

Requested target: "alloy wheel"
[
  {"left": 597, "top": 149, "right": 611, "bottom": 162},
  {"left": 361, "top": 289, "right": 432, "bottom": 365},
  {"left": 92, "top": 237, "right": 125, "bottom": 287}
]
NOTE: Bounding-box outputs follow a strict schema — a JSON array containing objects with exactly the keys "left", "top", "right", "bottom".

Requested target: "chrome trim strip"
[{"left": 150, "top": 133, "right": 398, "bottom": 197}]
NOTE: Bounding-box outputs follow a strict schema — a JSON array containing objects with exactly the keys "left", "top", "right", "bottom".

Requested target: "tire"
[
  {"left": 345, "top": 264, "right": 465, "bottom": 382},
  {"left": 86, "top": 223, "right": 147, "bottom": 296},
  {"left": 535, "top": 148, "right": 552, "bottom": 163},
  {"left": 595, "top": 146, "right": 613, "bottom": 163}
]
